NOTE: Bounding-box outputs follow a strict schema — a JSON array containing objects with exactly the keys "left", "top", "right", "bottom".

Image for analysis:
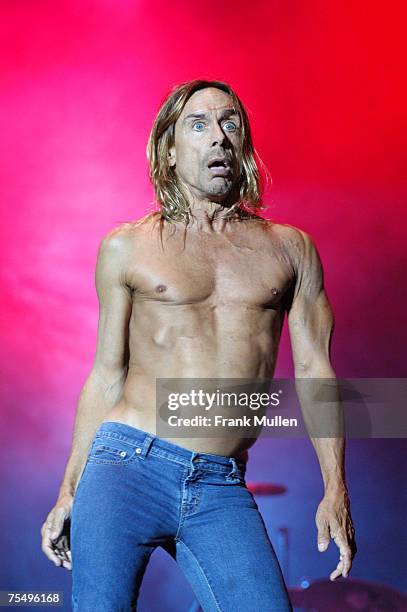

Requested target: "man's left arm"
[{"left": 286, "top": 228, "right": 357, "bottom": 581}]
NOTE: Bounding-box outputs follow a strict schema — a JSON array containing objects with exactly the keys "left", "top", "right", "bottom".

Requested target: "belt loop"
[
  {"left": 187, "top": 452, "right": 201, "bottom": 479},
  {"left": 190, "top": 451, "right": 199, "bottom": 469},
  {"left": 140, "top": 434, "right": 155, "bottom": 459},
  {"left": 227, "top": 457, "right": 239, "bottom": 480}
]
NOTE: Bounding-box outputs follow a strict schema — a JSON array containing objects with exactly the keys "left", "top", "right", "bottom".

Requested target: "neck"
[{"left": 187, "top": 197, "right": 242, "bottom": 232}]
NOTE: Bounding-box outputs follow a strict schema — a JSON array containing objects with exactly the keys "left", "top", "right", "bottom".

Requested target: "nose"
[{"left": 209, "top": 121, "right": 226, "bottom": 147}]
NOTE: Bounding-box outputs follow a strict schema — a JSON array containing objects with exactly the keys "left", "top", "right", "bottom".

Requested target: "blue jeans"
[{"left": 71, "top": 422, "right": 292, "bottom": 611}]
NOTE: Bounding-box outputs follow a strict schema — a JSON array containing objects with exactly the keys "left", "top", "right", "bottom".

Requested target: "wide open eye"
[
  {"left": 223, "top": 121, "right": 237, "bottom": 132},
  {"left": 192, "top": 121, "right": 206, "bottom": 131}
]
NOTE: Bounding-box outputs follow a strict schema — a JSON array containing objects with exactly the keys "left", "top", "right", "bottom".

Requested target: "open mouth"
[
  {"left": 207, "top": 158, "right": 231, "bottom": 176},
  {"left": 208, "top": 159, "right": 227, "bottom": 168}
]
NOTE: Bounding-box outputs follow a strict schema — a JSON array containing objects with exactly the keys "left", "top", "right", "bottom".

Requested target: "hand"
[
  {"left": 315, "top": 486, "right": 357, "bottom": 581},
  {"left": 41, "top": 494, "right": 73, "bottom": 570}
]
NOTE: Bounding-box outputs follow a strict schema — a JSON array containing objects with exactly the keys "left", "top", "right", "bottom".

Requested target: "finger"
[
  {"left": 332, "top": 533, "right": 352, "bottom": 577},
  {"left": 41, "top": 540, "right": 62, "bottom": 567},
  {"left": 49, "top": 543, "right": 72, "bottom": 570},
  {"left": 42, "top": 525, "right": 64, "bottom": 562},
  {"left": 52, "top": 544, "right": 71, "bottom": 570},
  {"left": 317, "top": 523, "right": 330, "bottom": 551},
  {"left": 330, "top": 560, "right": 343, "bottom": 581},
  {"left": 56, "top": 535, "right": 69, "bottom": 551},
  {"left": 342, "top": 558, "right": 352, "bottom": 577},
  {"left": 338, "top": 544, "right": 352, "bottom": 577},
  {"left": 59, "top": 539, "right": 72, "bottom": 560},
  {"left": 61, "top": 558, "right": 72, "bottom": 571},
  {"left": 54, "top": 547, "right": 68, "bottom": 562}
]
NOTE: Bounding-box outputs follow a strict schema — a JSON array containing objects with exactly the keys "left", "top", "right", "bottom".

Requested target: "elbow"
[
  {"left": 91, "top": 364, "right": 128, "bottom": 390},
  {"left": 294, "top": 358, "right": 336, "bottom": 379}
]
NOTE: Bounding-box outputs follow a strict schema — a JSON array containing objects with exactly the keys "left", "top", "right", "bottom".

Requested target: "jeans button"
[{"left": 135, "top": 448, "right": 142, "bottom": 454}]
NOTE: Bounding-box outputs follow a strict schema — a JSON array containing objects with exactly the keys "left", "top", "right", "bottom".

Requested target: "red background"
[{"left": 1, "top": 1, "right": 406, "bottom": 606}]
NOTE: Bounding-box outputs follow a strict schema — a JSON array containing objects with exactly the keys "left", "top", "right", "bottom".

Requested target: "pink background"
[{"left": 1, "top": 1, "right": 406, "bottom": 608}]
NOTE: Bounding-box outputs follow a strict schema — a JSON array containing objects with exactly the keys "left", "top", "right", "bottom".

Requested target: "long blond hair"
[{"left": 146, "top": 79, "right": 269, "bottom": 226}]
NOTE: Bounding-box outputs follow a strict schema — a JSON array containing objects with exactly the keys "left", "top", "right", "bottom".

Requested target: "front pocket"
[{"left": 88, "top": 439, "right": 137, "bottom": 465}]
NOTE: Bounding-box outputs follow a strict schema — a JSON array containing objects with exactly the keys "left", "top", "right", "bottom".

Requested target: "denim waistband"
[{"left": 95, "top": 421, "right": 246, "bottom": 473}]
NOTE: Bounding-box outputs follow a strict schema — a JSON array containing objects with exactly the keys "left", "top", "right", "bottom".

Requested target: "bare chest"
[{"left": 126, "top": 229, "right": 295, "bottom": 310}]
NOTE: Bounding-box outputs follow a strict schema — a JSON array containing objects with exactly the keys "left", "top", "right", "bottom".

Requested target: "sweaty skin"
[
  {"left": 98, "top": 212, "right": 299, "bottom": 457},
  {"left": 41, "top": 86, "right": 356, "bottom": 581}
]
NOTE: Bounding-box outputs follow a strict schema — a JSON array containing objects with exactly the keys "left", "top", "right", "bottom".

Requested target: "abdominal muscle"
[{"left": 101, "top": 304, "right": 283, "bottom": 459}]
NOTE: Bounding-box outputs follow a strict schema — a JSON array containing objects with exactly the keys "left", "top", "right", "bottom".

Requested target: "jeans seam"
[
  {"left": 148, "top": 449, "right": 231, "bottom": 473},
  {"left": 95, "top": 431, "right": 140, "bottom": 447},
  {"left": 148, "top": 449, "right": 240, "bottom": 473},
  {"left": 175, "top": 538, "right": 223, "bottom": 612},
  {"left": 150, "top": 449, "right": 189, "bottom": 467},
  {"left": 174, "top": 468, "right": 188, "bottom": 541}
]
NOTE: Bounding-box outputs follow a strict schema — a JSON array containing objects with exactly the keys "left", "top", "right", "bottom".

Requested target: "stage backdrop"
[{"left": 0, "top": 1, "right": 406, "bottom": 610}]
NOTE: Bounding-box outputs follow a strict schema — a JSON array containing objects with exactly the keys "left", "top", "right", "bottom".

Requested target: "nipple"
[
  {"left": 271, "top": 287, "right": 280, "bottom": 296},
  {"left": 155, "top": 284, "right": 167, "bottom": 293}
]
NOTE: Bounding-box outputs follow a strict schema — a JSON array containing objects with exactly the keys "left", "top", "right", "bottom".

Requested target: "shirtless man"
[{"left": 41, "top": 79, "right": 356, "bottom": 611}]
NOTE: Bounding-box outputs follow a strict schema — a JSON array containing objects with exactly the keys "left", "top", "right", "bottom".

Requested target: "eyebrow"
[{"left": 183, "top": 109, "right": 240, "bottom": 123}]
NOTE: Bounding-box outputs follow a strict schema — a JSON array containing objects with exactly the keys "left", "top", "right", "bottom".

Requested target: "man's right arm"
[{"left": 41, "top": 228, "right": 133, "bottom": 568}]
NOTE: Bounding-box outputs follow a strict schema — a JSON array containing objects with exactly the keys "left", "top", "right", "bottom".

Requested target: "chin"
[
  {"left": 207, "top": 181, "right": 233, "bottom": 198},
  {"left": 210, "top": 189, "right": 230, "bottom": 198}
]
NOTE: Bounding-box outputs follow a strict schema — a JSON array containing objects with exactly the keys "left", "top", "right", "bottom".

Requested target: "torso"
[{"left": 101, "top": 212, "right": 300, "bottom": 458}]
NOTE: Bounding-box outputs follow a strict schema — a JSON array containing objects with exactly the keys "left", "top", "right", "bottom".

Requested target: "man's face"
[{"left": 168, "top": 87, "right": 243, "bottom": 203}]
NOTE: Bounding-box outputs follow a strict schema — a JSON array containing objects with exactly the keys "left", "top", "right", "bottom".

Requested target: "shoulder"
[
  {"left": 255, "top": 220, "right": 315, "bottom": 263},
  {"left": 96, "top": 213, "right": 162, "bottom": 285},
  {"left": 268, "top": 222, "right": 320, "bottom": 265},
  {"left": 99, "top": 212, "right": 161, "bottom": 255},
  {"left": 265, "top": 221, "right": 313, "bottom": 247}
]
